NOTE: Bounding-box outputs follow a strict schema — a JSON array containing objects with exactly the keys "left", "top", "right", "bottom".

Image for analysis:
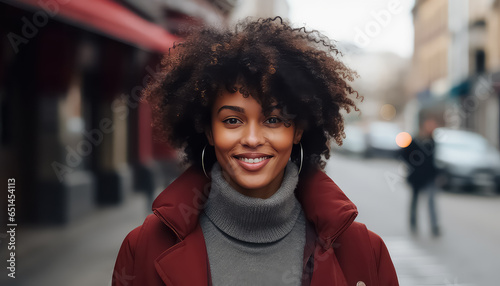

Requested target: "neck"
[{"left": 204, "top": 160, "right": 301, "bottom": 243}]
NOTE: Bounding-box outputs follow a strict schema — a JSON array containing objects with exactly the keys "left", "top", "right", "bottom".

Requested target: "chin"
[
  {"left": 218, "top": 157, "right": 283, "bottom": 193},
  {"left": 227, "top": 166, "right": 273, "bottom": 190},
  {"left": 235, "top": 176, "right": 271, "bottom": 190}
]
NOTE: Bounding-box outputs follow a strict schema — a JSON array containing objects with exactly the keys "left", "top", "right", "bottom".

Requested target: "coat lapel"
[
  {"left": 152, "top": 166, "right": 211, "bottom": 285},
  {"left": 296, "top": 169, "right": 358, "bottom": 247},
  {"left": 154, "top": 223, "right": 209, "bottom": 286},
  {"left": 297, "top": 169, "right": 358, "bottom": 286}
]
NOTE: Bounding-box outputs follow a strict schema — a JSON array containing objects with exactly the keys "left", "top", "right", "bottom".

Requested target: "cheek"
[
  {"left": 266, "top": 128, "right": 296, "bottom": 152},
  {"left": 211, "top": 124, "right": 239, "bottom": 152}
]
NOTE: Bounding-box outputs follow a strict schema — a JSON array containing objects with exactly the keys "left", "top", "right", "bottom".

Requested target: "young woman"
[{"left": 113, "top": 17, "right": 399, "bottom": 286}]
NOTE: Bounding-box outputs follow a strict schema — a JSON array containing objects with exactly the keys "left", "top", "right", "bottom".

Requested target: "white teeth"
[{"left": 237, "top": 157, "right": 270, "bottom": 163}]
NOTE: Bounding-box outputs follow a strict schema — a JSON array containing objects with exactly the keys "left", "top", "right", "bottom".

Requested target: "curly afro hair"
[{"left": 143, "top": 16, "right": 361, "bottom": 175}]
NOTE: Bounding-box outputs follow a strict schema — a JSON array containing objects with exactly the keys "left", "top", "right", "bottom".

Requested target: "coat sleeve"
[
  {"left": 112, "top": 226, "right": 141, "bottom": 286},
  {"left": 368, "top": 230, "right": 399, "bottom": 286}
]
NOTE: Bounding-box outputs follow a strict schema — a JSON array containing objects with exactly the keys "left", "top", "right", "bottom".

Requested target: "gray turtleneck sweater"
[{"left": 200, "top": 160, "right": 306, "bottom": 286}]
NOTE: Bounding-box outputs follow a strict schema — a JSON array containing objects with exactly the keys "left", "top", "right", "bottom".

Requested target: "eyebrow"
[
  {"left": 262, "top": 105, "right": 279, "bottom": 114},
  {"left": 217, "top": 105, "right": 245, "bottom": 114}
]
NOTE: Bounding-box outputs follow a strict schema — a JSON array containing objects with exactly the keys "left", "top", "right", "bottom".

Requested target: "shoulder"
[
  {"left": 366, "top": 229, "right": 388, "bottom": 252},
  {"left": 113, "top": 214, "right": 179, "bottom": 285},
  {"left": 335, "top": 221, "right": 372, "bottom": 250},
  {"left": 364, "top": 228, "right": 399, "bottom": 285},
  {"left": 116, "top": 214, "right": 157, "bottom": 257},
  {"left": 120, "top": 225, "right": 142, "bottom": 258},
  {"left": 365, "top": 228, "right": 391, "bottom": 268},
  {"left": 335, "top": 222, "right": 399, "bottom": 285},
  {"left": 117, "top": 213, "right": 178, "bottom": 258},
  {"left": 337, "top": 222, "right": 391, "bottom": 260}
]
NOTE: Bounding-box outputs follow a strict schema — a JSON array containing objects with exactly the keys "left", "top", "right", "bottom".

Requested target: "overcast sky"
[{"left": 287, "top": 0, "right": 415, "bottom": 58}]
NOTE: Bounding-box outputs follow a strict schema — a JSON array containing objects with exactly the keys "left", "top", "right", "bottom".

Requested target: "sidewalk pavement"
[
  {"left": 1, "top": 191, "right": 150, "bottom": 286},
  {"left": 385, "top": 237, "right": 475, "bottom": 286}
]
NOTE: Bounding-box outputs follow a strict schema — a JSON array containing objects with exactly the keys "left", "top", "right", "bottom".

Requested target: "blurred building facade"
[
  {"left": 411, "top": 0, "right": 500, "bottom": 148},
  {"left": 409, "top": 0, "right": 449, "bottom": 132},
  {"left": 0, "top": 0, "right": 238, "bottom": 225},
  {"left": 411, "top": 0, "right": 449, "bottom": 97},
  {"left": 0, "top": 0, "right": 291, "bottom": 226},
  {"left": 230, "top": 0, "right": 289, "bottom": 22},
  {"left": 346, "top": 50, "right": 410, "bottom": 123}
]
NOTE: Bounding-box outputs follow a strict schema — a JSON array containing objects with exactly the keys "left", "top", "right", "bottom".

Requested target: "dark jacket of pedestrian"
[
  {"left": 112, "top": 165, "right": 399, "bottom": 286},
  {"left": 401, "top": 137, "right": 437, "bottom": 190}
]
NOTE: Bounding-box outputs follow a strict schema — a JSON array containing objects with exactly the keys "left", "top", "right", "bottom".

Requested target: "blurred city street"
[
  {"left": 327, "top": 153, "right": 500, "bottom": 286},
  {"left": 1, "top": 0, "right": 500, "bottom": 285},
  {"left": 0, "top": 154, "right": 498, "bottom": 286}
]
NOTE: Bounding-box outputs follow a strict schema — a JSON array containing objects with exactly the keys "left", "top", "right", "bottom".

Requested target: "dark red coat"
[{"left": 112, "top": 166, "right": 399, "bottom": 286}]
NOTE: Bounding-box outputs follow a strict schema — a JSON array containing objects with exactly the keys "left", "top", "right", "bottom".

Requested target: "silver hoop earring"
[
  {"left": 201, "top": 144, "right": 209, "bottom": 179},
  {"left": 298, "top": 142, "right": 303, "bottom": 175}
]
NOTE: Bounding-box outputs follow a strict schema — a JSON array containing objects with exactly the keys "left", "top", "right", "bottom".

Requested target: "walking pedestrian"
[{"left": 401, "top": 116, "right": 440, "bottom": 236}]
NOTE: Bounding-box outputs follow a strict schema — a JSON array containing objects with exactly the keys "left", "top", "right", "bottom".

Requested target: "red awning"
[{"left": 15, "top": 0, "right": 178, "bottom": 53}]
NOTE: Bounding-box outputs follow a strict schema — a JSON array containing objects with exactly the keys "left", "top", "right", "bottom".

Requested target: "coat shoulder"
[
  {"left": 126, "top": 213, "right": 179, "bottom": 252},
  {"left": 340, "top": 222, "right": 388, "bottom": 258},
  {"left": 119, "top": 213, "right": 164, "bottom": 249},
  {"left": 112, "top": 214, "right": 179, "bottom": 286},
  {"left": 334, "top": 222, "right": 399, "bottom": 286}
]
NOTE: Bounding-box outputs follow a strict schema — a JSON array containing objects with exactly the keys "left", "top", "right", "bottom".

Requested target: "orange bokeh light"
[{"left": 396, "top": 132, "right": 412, "bottom": 148}]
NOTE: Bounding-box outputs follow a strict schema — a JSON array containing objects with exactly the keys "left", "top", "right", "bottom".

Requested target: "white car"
[
  {"left": 365, "top": 122, "right": 401, "bottom": 158},
  {"left": 334, "top": 125, "right": 368, "bottom": 157},
  {"left": 433, "top": 128, "right": 500, "bottom": 192}
]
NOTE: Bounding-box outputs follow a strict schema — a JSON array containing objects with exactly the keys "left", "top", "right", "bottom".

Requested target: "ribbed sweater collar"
[{"left": 203, "top": 160, "right": 301, "bottom": 243}]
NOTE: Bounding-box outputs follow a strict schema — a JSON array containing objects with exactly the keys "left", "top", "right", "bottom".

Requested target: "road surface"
[{"left": 326, "top": 153, "right": 500, "bottom": 286}]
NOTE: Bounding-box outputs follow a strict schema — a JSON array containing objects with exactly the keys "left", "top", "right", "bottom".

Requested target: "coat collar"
[
  {"left": 154, "top": 222, "right": 210, "bottom": 285},
  {"left": 295, "top": 168, "right": 358, "bottom": 249},
  {"left": 152, "top": 165, "right": 357, "bottom": 285},
  {"left": 152, "top": 165, "right": 358, "bottom": 249},
  {"left": 152, "top": 165, "right": 211, "bottom": 240}
]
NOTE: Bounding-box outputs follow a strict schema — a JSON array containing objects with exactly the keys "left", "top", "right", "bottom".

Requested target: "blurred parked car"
[
  {"left": 365, "top": 121, "right": 401, "bottom": 158},
  {"left": 334, "top": 125, "right": 368, "bottom": 157},
  {"left": 433, "top": 128, "right": 500, "bottom": 193}
]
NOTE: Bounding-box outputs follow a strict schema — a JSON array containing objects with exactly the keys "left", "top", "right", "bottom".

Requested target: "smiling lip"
[{"left": 234, "top": 153, "right": 273, "bottom": 172}]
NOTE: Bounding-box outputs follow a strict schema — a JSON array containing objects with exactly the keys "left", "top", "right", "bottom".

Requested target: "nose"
[{"left": 240, "top": 121, "right": 265, "bottom": 148}]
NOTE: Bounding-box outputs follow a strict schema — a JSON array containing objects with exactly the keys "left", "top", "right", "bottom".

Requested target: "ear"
[
  {"left": 205, "top": 127, "right": 214, "bottom": 146},
  {"left": 293, "top": 127, "right": 304, "bottom": 145}
]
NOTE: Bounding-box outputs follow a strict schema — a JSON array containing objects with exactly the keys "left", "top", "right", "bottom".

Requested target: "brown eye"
[
  {"left": 223, "top": 118, "right": 242, "bottom": 125},
  {"left": 265, "top": 117, "right": 283, "bottom": 124}
]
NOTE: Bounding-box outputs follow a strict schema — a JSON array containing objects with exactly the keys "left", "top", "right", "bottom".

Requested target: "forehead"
[{"left": 212, "top": 89, "right": 275, "bottom": 113}]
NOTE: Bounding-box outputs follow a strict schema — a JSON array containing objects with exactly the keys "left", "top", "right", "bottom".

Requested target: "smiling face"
[{"left": 205, "top": 89, "right": 303, "bottom": 199}]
